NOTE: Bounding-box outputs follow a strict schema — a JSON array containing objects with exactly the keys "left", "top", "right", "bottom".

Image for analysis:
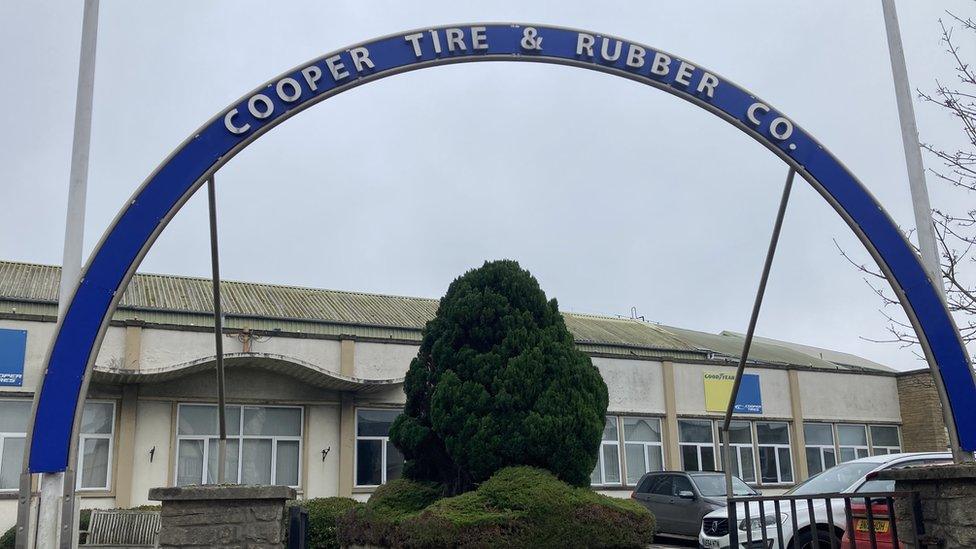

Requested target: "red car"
[{"left": 841, "top": 500, "right": 901, "bottom": 549}]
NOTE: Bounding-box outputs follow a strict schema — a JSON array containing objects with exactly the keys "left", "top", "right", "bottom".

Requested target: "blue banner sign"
[
  {"left": 0, "top": 328, "right": 26, "bottom": 387},
  {"left": 28, "top": 24, "right": 976, "bottom": 473}
]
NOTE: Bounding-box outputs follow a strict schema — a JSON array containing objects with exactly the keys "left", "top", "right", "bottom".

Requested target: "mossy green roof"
[{"left": 0, "top": 260, "right": 891, "bottom": 372}]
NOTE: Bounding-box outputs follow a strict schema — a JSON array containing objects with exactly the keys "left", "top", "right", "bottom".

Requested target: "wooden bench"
[{"left": 81, "top": 509, "right": 160, "bottom": 548}]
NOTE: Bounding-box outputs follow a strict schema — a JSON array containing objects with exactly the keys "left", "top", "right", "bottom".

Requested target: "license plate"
[
  {"left": 855, "top": 518, "right": 890, "bottom": 533},
  {"left": 700, "top": 538, "right": 721, "bottom": 548}
]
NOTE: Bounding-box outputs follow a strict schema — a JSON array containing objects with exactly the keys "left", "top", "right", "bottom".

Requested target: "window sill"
[{"left": 0, "top": 491, "right": 19, "bottom": 500}]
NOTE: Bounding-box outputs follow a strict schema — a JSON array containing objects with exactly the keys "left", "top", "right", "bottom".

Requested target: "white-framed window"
[
  {"left": 678, "top": 419, "right": 716, "bottom": 472},
  {"left": 355, "top": 408, "right": 404, "bottom": 488},
  {"left": 77, "top": 401, "right": 116, "bottom": 491},
  {"left": 176, "top": 404, "right": 303, "bottom": 488},
  {"left": 622, "top": 417, "right": 664, "bottom": 485},
  {"left": 870, "top": 425, "right": 901, "bottom": 455},
  {"left": 803, "top": 423, "right": 837, "bottom": 476},
  {"left": 0, "top": 399, "right": 31, "bottom": 491},
  {"left": 837, "top": 424, "right": 870, "bottom": 462},
  {"left": 591, "top": 416, "right": 622, "bottom": 486},
  {"left": 756, "top": 421, "right": 793, "bottom": 484},
  {"left": 719, "top": 421, "right": 756, "bottom": 483}
]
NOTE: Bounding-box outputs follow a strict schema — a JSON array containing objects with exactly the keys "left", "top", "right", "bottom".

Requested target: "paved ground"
[{"left": 650, "top": 535, "right": 698, "bottom": 548}]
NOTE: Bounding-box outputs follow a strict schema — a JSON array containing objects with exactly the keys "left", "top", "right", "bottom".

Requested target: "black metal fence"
[{"left": 723, "top": 491, "right": 923, "bottom": 549}]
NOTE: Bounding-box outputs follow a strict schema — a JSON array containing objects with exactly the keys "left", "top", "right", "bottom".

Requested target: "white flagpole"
[
  {"left": 880, "top": 0, "right": 971, "bottom": 463},
  {"left": 24, "top": 1, "right": 100, "bottom": 547}
]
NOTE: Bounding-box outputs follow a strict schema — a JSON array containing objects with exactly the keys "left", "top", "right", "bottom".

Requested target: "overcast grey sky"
[{"left": 1, "top": 1, "right": 972, "bottom": 370}]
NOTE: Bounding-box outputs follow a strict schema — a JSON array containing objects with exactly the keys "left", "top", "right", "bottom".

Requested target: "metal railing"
[{"left": 724, "top": 491, "right": 924, "bottom": 549}]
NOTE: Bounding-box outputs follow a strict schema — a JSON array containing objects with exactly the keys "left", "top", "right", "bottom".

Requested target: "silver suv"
[{"left": 631, "top": 471, "right": 757, "bottom": 539}]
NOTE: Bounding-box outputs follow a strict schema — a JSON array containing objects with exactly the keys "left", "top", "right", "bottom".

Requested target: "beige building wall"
[
  {"left": 128, "top": 400, "right": 173, "bottom": 507},
  {"left": 798, "top": 371, "right": 901, "bottom": 422},
  {"left": 305, "top": 404, "right": 342, "bottom": 498},
  {"left": 592, "top": 357, "right": 665, "bottom": 415},
  {"left": 354, "top": 342, "right": 415, "bottom": 380}
]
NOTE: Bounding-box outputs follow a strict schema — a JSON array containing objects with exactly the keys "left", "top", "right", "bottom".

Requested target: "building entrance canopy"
[{"left": 27, "top": 24, "right": 976, "bottom": 473}]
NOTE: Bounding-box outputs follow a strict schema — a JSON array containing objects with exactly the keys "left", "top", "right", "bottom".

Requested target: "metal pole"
[
  {"left": 880, "top": 0, "right": 971, "bottom": 463},
  {"left": 207, "top": 177, "right": 228, "bottom": 484},
  {"left": 723, "top": 168, "right": 795, "bottom": 500},
  {"left": 19, "top": 2, "right": 100, "bottom": 548}
]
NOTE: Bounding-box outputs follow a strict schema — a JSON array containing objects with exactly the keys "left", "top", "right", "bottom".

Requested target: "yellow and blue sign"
[
  {"left": 0, "top": 328, "right": 26, "bottom": 387},
  {"left": 704, "top": 372, "right": 762, "bottom": 414}
]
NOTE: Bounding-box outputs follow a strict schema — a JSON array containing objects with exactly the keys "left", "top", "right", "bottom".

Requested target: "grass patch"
[{"left": 338, "top": 466, "right": 655, "bottom": 548}]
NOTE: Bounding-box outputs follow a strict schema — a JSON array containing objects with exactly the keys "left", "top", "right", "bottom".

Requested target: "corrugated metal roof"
[{"left": 0, "top": 260, "right": 894, "bottom": 372}]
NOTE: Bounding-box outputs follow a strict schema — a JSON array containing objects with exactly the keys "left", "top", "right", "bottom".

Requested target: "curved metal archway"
[{"left": 27, "top": 23, "right": 976, "bottom": 474}]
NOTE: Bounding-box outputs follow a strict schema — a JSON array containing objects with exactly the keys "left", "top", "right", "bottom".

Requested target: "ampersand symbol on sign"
[{"left": 521, "top": 27, "right": 543, "bottom": 50}]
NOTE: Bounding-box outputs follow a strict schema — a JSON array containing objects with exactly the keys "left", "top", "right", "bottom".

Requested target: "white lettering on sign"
[
  {"left": 650, "top": 52, "right": 671, "bottom": 76},
  {"left": 301, "top": 65, "right": 322, "bottom": 91},
  {"left": 325, "top": 55, "right": 349, "bottom": 81},
  {"left": 276, "top": 77, "right": 302, "bottom": 103},
  {"left": 626, "top": 44, "right": 646, "bottom": 68},
  {"left": 403, "top": 27, "right": 492, "bottom": 58},
  {"left": 349, "top": 47, "right": 374, "bottom": 72},
  {"left": 576, "top": 33, "right": 595, "bottom": 57},
  {"left": 224, "top": 109, "right": 249, "bottom": 135},
  {"left": 248, "top": 94, "right": 274, "bottom": 119},
  {"left": 747, "top": 102, "right": 795, "bottom": 146},
  {"left": 600, "top": 38, "right": 622, "bottom": 62}
]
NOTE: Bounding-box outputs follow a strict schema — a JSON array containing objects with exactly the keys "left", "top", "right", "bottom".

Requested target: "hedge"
[{"left": 338, "top": 466, "right": 655, "bottom": 548}]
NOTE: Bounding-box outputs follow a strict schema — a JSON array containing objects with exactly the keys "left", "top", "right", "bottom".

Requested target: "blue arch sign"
[{"left": 28, "top": 24, "right": 976, "bottom": 471}]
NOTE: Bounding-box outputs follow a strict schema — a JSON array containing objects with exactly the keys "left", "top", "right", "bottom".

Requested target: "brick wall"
[{"left": 896, "top": 370, "right": 949, "bottom": 452}]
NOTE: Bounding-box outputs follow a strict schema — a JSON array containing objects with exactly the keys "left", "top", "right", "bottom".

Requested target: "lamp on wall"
[
  {"left": 321, "top": 447, "right": 331, "bottom": 462},
  {"left": 149, "top": 446, "right": 156, "bottom": 463}
]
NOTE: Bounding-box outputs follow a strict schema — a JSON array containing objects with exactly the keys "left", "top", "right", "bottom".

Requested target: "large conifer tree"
[{"left": 389, "top": 260, "right": 609, "bottom": 494}]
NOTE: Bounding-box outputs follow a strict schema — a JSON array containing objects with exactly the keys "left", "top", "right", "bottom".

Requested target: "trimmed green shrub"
[
  {"left": 338, "top": 466, "right": 655, "bottom": 548},
  {"left": 390, "top": 260, "right": 609, "bottom": 494},
  {"left": 300, "top": 497, "right": 361, "bottom": 549},
  {"left": 0, "top": 525, "right": 13, "bottom": 549}
]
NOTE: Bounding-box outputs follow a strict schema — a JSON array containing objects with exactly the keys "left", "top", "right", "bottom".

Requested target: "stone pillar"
[
  {"left": 896, "top": 369, "right": 950, "bottom": 452},
  {"left": 114, "top": 384, "right": 139, "bottom": 508},
  {"left": 787, "top": 370, "right": 808, "bottom": 480},
  {"left": 661, "top": 361, "right": 681, "bottom": 470},
  {"left": 149, "top": 485, "right": 296, "bottom": 548},
  {"left": 338, "top": 336, "right": 357, "bottom": 496},
  {"left": 876, "top": 463, "right": 976, "bottom": 548}
]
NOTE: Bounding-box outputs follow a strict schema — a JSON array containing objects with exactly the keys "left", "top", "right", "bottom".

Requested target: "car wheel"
[{"left": 791, "top": 528, "right": 839, "bottom": 549}]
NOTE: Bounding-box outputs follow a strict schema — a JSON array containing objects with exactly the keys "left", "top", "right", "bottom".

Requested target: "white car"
[{"left": 698, "top": 452, "right": 950, "bottom": 549}]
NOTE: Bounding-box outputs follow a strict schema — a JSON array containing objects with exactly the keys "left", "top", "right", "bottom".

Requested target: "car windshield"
[
  {"left": 785, "top": 462, "right": 878, "bottom": 496},
  {"left": 691, "top": 474, "right": 754, "bottom": 497}
]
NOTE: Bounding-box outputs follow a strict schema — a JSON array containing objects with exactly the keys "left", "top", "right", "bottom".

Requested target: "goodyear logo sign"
[{"left": 704, "top": 372, "right": 762, "bottom": 414}]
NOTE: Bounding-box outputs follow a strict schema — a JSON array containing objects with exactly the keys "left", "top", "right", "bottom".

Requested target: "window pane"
[
  {"left": 623, "top": 418, "right": 661, "bottom": 442},
  {"left": 275, "top": 441, "right": 300, "bottom": 487},
  {"left": 718, "top": 421, "right": 752, "bottom": 444},
  {"left": 243, "top": 407, "right": 301, "bottom": 436},
  {"left": 206, "top": 439, "right": 240, "bottom": 484},
  {"left": 740, "top": 447, "right": 756, "bottom": 483},
  {"left": 0, "top": 401, "right": 30, "bottom": 433},
  {"left": 650, "top": 475, "right": 673, "bottom": 496},
  {"left": 590, "top": 462, "right": 602, "bottom": 485},
  {"left": 647, "top": 446, "right": 664, "bottom": 473},
  {"left": 357, "top": 409, "right": 400, "bottom": 437},
  {"left": 870, "top": 426, "right": 900, "bottom": 448},
  {"left": 177, "top": 440, "right": 204, "bottom": 486},
  {"left": 856, "top": 448, "right": 870, "bottom": 459},
  {"left": 824, "top": 448, "right": 836, "bottom": 470},
  {"left": 241, "top": 439, "right": 272, "bottom": 485},
  {"left": 839, "top": 447, "right": 856, "bottom": 463},
  {"left": 678, "top": 420, "right": 713, "bottom": 443},
  {"left": 777, "top": 447, "right": 793, "bottom": 482},
  {"left": 80, "top": 438, "right": 109, "bottom": 488},
  {"left": 625, "top": 443, "right": 646, "bottom": 484},
  {"left": 602, "top": 444, "right": 621, "bottom": 484},
  {"left": 386, "top": 441, "right": 404, "bottom": 483},
  {"left": 756, "top": 422, "right": 790, "bottom": 445},
  {"left": 80, "top": 402, "right": 113, "bottom": 435},
  {"left": 602, "top": 417, "right": 619, "bottom": 441},
  {"left": 804, "top": 423, "right": 834, "bottom": 446},
  {"left": 681, "top": 445, "right": 700, "bottom": 471},
  {"left": 1, "top": 437, "right": 25, "bottom": 489},
  {"left": 837, "top": 425, "right": 867, "bottom": 446},
  {"left": 701, "top": 446, "right": 716, "bottom": 472},
  {"left": 806, "top": 447, "right": 823, "bottom": 476},
  {"left": 356, "top": 439, "right": 382, "bottom": 486},
  {"left": 179, "top": 405, "right": 240, "bottom": 436},
  {"left": 758, "top": 446, "right": 777, "bottom": 483}
]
